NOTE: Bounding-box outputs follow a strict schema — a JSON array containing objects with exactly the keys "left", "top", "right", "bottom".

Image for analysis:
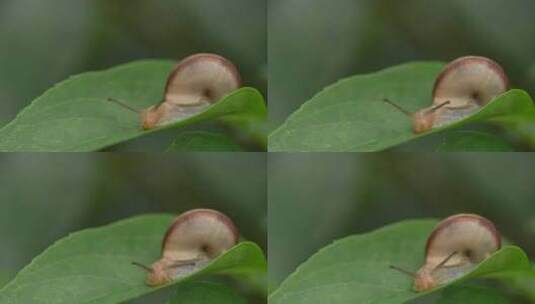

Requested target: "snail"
[
  {"left": 383, "top": 56, "right": 509, "bottom": 133},
  {"left": 390, "top": 214, "right": 501, "bottom": 292},
  {"left": 108, "top": 53, "right": 241, "bottom": 130},
  {"left": 132, "top": 209, "right": 239, "bottom": 286}
]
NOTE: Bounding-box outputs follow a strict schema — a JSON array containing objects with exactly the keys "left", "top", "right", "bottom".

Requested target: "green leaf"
[
  {"left": 0, "top": 274, "right": 9, "bottom": 290},
  {"left": 0, "top": 214, "right": 266, "bottom": 304},
  {"left": 0, "top": 60, "right": 266, "bottom": 151},
  {"left": 411, "top": 285, "right": 511, "bottom": 304},
  {"left": 435, "top": 130, "right": 514, "bottom": 152},
  {"left": 166, "top": 131, "right": 242, "bottom": 152},
  {"left": 269, "top": 62, "right": 535, "bottom": 152},
  {"left": 268, "top": 219, "right": 532, "bottom": 304},
  {"left": 484, "top": 269, "right": 535, "bottom": 301},
  {"left": 166, "top": 282, "right": 247, "bottom": 304}
]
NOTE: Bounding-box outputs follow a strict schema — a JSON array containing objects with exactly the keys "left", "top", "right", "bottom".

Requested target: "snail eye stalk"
[
  {"left": 132, "top": 262, "right": 154, "bottom": 273},
  {"left": 389, "top": 265, "right": 416, "bottom": 278},
  {"left": 382, "top": 98, "right": 412, "bottom": 116}
]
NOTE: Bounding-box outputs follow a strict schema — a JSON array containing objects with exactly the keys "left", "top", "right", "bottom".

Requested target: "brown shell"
[
  {"left": 433, "top": 56, "right": 509, "bottom": 97},
  {"left": 432, "top": 56, "right": 509, "bottom": 110},
  {"left": 165, "top": 53, "right": 242, "bottom": 92},
  {"left": 425, "top": 214, "right": 501, "bottom": 267},
  {"left": 426, "top": 214, "right": 500, "bottom": 253},
  {"left": 162, "top": 53, "right": 242, "bottom": 108},
  {"left": 139, "top": 53, "right": 242, "bottom": 129},
  {"left": 161, "top": 209, "right": 240, "bottom": 253}
]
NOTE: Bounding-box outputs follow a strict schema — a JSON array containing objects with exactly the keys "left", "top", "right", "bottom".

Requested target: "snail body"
[
  {"left": 385, "top": 56, "right": 509, "bottom": 133},
  {"left": 109, "top": 53, "right": 241, "bottom": 130},
  {"left": 134, "top": 209, "right": 239, "bottom": 286},
  {"left": 391, "top": 214, "right": 501, "bottom": 292}
]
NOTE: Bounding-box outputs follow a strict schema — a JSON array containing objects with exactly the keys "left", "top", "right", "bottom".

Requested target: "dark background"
[
  {"left": 0, "top": 153, "right": 267, "bottom": 303},
  {"left": 269, "top": 0, "right": 535, "bottom": 128},
  {"left": 269, "top": 153, "right": 535, "bottom": 301},
  {"left": 0, "top": 0, "right": 267, "bottom": 150}
]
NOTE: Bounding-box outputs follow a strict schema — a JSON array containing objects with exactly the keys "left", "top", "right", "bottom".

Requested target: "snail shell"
[
  {"left": 412, "top": 56, "right": 509, "bottom": 133},
  {"left": 413, "top": 214, "right": 501, "bottom": 291},
  {"left": 433, "top": 56, "right": 509, "bottom": 109},
  {"left": 141, "top": 53, "right": 241, "bottom": 129},
  {"left": 138, "top": 209, "right": 239, "bottom": 286}
]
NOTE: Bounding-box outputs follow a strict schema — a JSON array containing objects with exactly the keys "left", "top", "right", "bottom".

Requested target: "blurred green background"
[
  {"left": 269, "top": 0, "right": 535, "bottom": 129},
  {"left": 0, "top": 0, "right": 266, "bottom": 150},
  {"left": 269, "top": 153, "right": 535, "bottom": 301},
  {"left": 0, "top": 153, "right": 266, "bottom": 303}
]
